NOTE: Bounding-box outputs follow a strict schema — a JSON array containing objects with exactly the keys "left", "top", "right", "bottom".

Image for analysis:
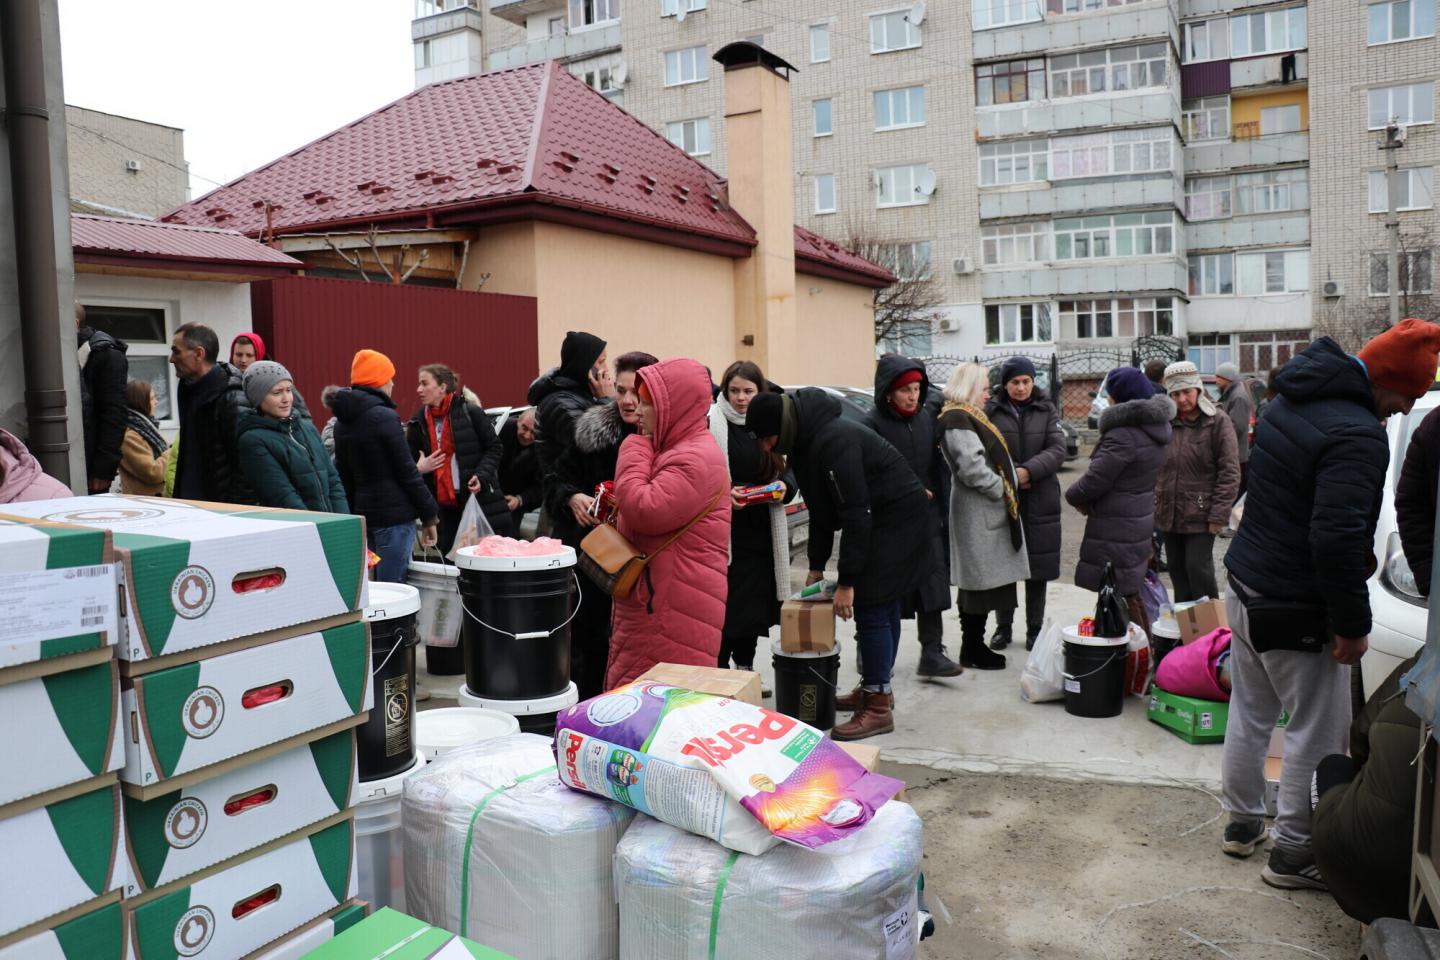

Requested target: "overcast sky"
[{"left": 58, "top": 1, "right": 416, "bottom": 203}]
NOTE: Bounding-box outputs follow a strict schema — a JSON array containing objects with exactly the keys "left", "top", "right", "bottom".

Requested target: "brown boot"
[
  {"left": 836, "top": 685, "right": 863, "bottom": 711},
  {"left": 832, "top": 689, "right": 895, "bottom": 741}
]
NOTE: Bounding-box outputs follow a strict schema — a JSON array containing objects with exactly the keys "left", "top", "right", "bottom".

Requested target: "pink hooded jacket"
[
  {"left": 0, "top": 429, "right": 73, "bottom": 503},
  {"left": 606, "top": 358, "right": 731, "bottom": 689}
]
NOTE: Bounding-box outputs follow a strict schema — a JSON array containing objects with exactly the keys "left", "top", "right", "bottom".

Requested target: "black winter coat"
[
  {"left": 790, "top": 388, "right": 928, "bottom": 606},
  {"left": 1395, "top": 404, "right": 1440, "bottom": 596},
  {"left": 558, "top": 399, "right": 635, "bottom": 545},
  {"left": 497, "top": 417, "right": 543, "bottom": 515},
  {"left": 175, "top": 362, "right": 255, "bottom": 504},
  {"left": 720, "top": 415, "right": 798, "bottom": 637},
  {"left": 235, "top": 412, "right": 348, "bottom": 513},
  {"left": 1224, "top": 337, "right": 1389, "bottom": 639},
  {"left": 78, "top": 328, "right": 129, "bottom": 484},
  {"left": 331, "top": 386, "right": 439, "bottom": 530},
  {"left": 985, "top": 389, "right": 1067, "bottom": 583},
  {"left": 529, "top": 368, "right": 600, "bottom": 545},
  {"left": 406, "top": 399, "right": 510, "bottom": 535},
  {"left": 866, "top": 354, "right": 951, "bottom": 614}
]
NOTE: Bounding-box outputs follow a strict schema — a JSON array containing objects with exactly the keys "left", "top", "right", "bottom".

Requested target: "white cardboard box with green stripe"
[
  {"left": 124, "top": 729, "right": 359, "bottom": 891},
  {"left": 124, "top": 814, "right": 357, "bottom": 960},
  {"left": 0, "top": 779, "right": 133, "bottom": 938},
  {"left": 0, "top": 895, "right": 127, "bottom": 960},
  {"left": 1, "top": 658, "right": 125, "bottom": 808},
  {"left": 0, "top": 496, "right": 368, "bottom": 663},
  {"left": 0, "top": 517, "right": 120, "bottom": 670},
  {"left": 120, "top": 620, "right": 371, "bottom": 795},
  {"left": 240, "top": 899, "right": 367, "bottom": 960}
]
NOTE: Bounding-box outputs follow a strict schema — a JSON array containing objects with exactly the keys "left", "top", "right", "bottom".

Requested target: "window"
[
  {"left": 881, "top": 323, "right": 932, "bottom": 356},
  {"left": 815, "top": 174, "right": 837, "bottom": 214},
  {"left": 1049, "top": 43, "right": 1167, "bottom": 98},
  {"left": 986, "top": 303, "right": 1053, "bottom": 345},
  {"left": 1188, "top": 333, "right": 1236, "bottom": 373},
  {"left": 415, "top": 0, "right": 477, "bottom": 16},
  {"left": 813, "top": 99, "right": 833, "bottom": 137},
  {"left": 1369, "top": 0, "right": 1435, "bottom": 43},
  {"left": 1183, "top": 18, "right": 1230, "bottom": 62},
  {"left": 881, "top": 241, "right": 934, "bottom": 280},
  {"left": 574, "top": 57, "right": 621, "bottom": 94},
  {"left": 1369, "top": 167, "right": 1435, "bottom": 212},
  {"left": 982, "top": 222, "right": 1050, "bottom": 265},
  {"left": 1182, "top": 96, "right": 1230, "bottom": 142},
  {"left": 1188, "top": 253, "right": 1236, "bottom": 295},
  {"left": 664, "top": 46, "right": 708, "bottom": 86},
  {"left": 870, "top": 10, "right": 922, "bottom": 52},
  {"left": 978, "top": 138, "right": 1050, "bottom": 186},
  {"left": 810, "top": 23, "right": 831, "bottom": 62},
  {"left": 1050, "top": 128, "right": 1173, "bottom": 179},
  {"left": 1369, "top": 83, "right": 1436, "bottom": 128},
  {"left": 83, "top": 303, "right": 175, "bottom": 422},
  {"left": 1237, "top": 330, "right": 1310, "bottom": 373},
  {"left": 876, "top": 164, "right": 932, "bottom": 207},
  {"left": 571, "top": 0, "right": 619, "bottom": 28},
  {"left": 976, "top": 58, "right": 1046, "bottom": 106},
  {"left": 1186, "top": 176, "right": 1233, "bottom": 220},
  {"left": 1260, "top": 104, "right": 1303, "bottom": 135},
  {"left": 1370, "top": 250, "right": 1434, "bottom": 294},
  {"left": 1230, "top": 6, "right": 1307, "bottom": 56},
  {"left": 1111, "top": 127, "right": 1174, "bottom": 172},
  {"left": 1050, "top": 132, "right": 1112, "bottom": 178},
  {"left": 1054, "top": 212, "right": 1174, "bottom": 260},
  {"left": 1060, "top": 298, "right": 1174, "bottom": 338},
  {"left": 660, "top": 0, "right": 704, "bottom": 16},
  {"left": 874, "top": 86, "right": 926, "bottom": 130},
  {"left": 665, "top": 118, "right": 711, "bottom": 156},
  {"left": 1236, "top": 249, "right": 1309, "bottom": 294},
  {"left": 1234, "top": 168, "right": 1309, "bottom": 212},
  {"left": 973, "top": 0, "right": 1042, "bottom": 30}
]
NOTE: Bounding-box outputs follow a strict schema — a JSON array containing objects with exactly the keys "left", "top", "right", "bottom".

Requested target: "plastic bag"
[
  {"left": 1122, "top": 623, "right": 1151, "bottom": 698},
  {"left": 1140, "top": 570, "right": 1169, "bottom": 627},
  {"left": 1095, "top": 561, "right": 1130, "bottom": 638},
  {"left": 447, "top": 493, "right": 495, "bottom": 561},
  {"left": 1020, "top": 620, "right": 1064, "bottom": 703}
]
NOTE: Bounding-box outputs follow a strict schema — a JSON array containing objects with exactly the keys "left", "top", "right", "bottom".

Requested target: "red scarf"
[{"left": 424, "top": 393, "right": 457, "bottom": 508}]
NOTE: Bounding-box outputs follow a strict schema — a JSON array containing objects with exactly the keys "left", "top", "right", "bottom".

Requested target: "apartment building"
[{"left": 66, "top": 106, "right": 188, "bottom": 219}]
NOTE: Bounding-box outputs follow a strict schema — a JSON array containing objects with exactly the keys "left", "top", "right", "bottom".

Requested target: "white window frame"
[
  {"left": 1368, "top": 167, "right": 1435, "bottom": 212},
  {"left": 1053, "top": 212, "right": 1175, "bottom": 260},
  {"left": 660, "top": 0, "right": 706, "bottom": 17},
  {"left": 571, "top": 0, "right": 619, "bottom": 29},
  {"left": 80, "top": 299, "right": 178, "bottom": 425},
  {"left": 1234, "top": 167, "right": 1309, "bottom": 213},
  {"left": 1186, "top": 176, "right": 1234, "bottom": 221},
  {"left": 1060, "top": 297, "right": 1175, "bottom": 339},
  {"left": 1368, "top": 0, "right": 1435, "bottom": 43},
  {"left": 665, "top": 117, "right": 711, "bottom": 157},
  {"left": 1236, "top": 248, "right": 1310, "bottom": 295},
  {"left": 814, "top": 174, "right": 837, "bottom": 214},
  {"left": 663, "top": 46, "right": 709, "bottom": 87},
  {"left": 1368, "top": 82, "right": 1436, "bottom": 129},
  {"left": 1182, "top": 96, "right": 1231, "bottom": 143},
  {"left": 1260, "top": 104, "right": 1303, "bottom": 135},
  {"left": 1183, "top": 18, "right": 1230, "bottom": 62},
  {"left": 1189, "top": 333, "right": 1236, "bottom": 373},
  {"left": 1369, "top": 249, "right": 1434, "bottom": 294},
  {"left": 1188, "top": 252, "right": 1236, "bottom": 295},
  {"left": 880, "top": 241, "right": 934, "bottom": 281},
  {"left": 875, "top": 164, "right": 932, "bottom": 208},
  {"left": 985, "top": 302, "right": 1054, "bottom": 346},
  {"left": 1229, "top": 6, "right": 1307, "bottom": 57},
  {"left": 978, "top": 138, "right": 1050, "bottom": 186},
  {"left": 1049, "top": 43, "right": 1168, "bottom": 99},
  {"left": 973, "top": 0, "right": 1043, "bottom": 31},
  {"left": 982, "top": 221, "right": 1050, "bottom": 266},
  {"left": 813, "top": 99, "right": 833, "bottom": 137},
  {"left": 810, "top": 23, "right": 832, "bottom": 62},
  {"left": 1049, "top": 128, "right": 1174, "bottom": 180},
  {"left": 870, "top": 9, "right": 923, "bottom": 53},
  {"left": 873, "top": 86, "right": 926, "bottom": 131}
]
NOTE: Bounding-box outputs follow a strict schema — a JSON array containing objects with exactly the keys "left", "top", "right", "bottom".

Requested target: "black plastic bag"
[{"left": 1095, "top": 561, "right": 1130, "bottom": 638}]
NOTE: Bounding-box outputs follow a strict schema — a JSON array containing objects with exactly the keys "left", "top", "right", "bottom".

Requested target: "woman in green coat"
[{"left": 237, "top": 361, "right": 349, "bottom": 513}]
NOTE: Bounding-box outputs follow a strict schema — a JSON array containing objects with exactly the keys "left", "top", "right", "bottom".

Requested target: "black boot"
[
  {"left": 916, "top": 609, "right": 962, "bottom": 678},
  {"left": 960, "top": 614, "right": 1007, "bottom": 670},
  {"left": 1025, "top": 627, "right": 1041, "bottom": 652},
  {"left": 989, "top": 625, "right": 1012, "bottom": 651}
]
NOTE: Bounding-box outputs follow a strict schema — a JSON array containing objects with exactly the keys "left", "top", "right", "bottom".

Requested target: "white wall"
[{"left": 1186, "top": 294, "right": 1313, "bottom": 335}]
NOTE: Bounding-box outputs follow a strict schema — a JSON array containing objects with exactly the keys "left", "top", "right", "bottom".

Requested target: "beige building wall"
[
  {"left": 791, "top": 276, "right": 881, "bottom": 386},
  {"left": 66, "top": 106, "right": 187, "bottom": 219}
]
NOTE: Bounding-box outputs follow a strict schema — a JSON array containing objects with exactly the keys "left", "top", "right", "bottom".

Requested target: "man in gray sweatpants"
[{"left": 1221, "top": 320, "right": 1440, "bottom": 890}]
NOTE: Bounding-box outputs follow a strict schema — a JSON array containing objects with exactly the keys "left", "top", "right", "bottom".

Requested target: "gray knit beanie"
[{"left": 243, "top": 360, "right": 293, "bottom": 411}]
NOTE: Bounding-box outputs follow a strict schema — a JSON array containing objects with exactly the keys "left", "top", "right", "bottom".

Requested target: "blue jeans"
[
  {"left": 369, "top": 523, "right": 416, "bottom": 584},
  {"left": 854, "top": 600, "right": 903, "bottom": 692}
]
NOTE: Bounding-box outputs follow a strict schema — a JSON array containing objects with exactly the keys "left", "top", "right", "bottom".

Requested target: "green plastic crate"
[{"left": 1148, "top": 688, "right": 1229, "bottom": 743}]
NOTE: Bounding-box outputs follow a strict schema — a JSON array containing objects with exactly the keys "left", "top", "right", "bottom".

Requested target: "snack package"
[
  {"left": 592, "top": 481, "right": 619, "bottom": 524},
  {"left": 555, "top": 681, "right": 903, "bottom": 855},
  {"left": 734, "top": 481, "right": 785, "bottom": 505}
]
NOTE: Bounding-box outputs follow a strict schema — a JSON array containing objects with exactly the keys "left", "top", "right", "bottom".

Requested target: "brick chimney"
[{"left": 716, "top": 42, "right": 798, "bottom": 379}]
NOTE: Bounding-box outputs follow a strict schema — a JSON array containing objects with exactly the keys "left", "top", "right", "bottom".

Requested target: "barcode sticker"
[{"left": 0, "top": 564, "right": 120, "bottom": 665}]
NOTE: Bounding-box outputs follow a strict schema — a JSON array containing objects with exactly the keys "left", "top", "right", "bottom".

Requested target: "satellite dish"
[
  {"left": 908, "top": 1, "right": 928, "bottom": 24},
  {"left": 917, "top": 168, "right": 938, "bottom": 196},
  {"left": 675, "top": 5, "right": 687, "bottom": 22},
  {"left": 613, "top": 60, "right": 628, "bottom": 85}
]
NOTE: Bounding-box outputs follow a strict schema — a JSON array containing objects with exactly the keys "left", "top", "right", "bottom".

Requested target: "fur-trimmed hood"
[
  {"left": 575, "top": 397, "right": 629, "bottom": 453},
  {"left": 1099, "top": 393, "right": 1175, "bottom": 439}
]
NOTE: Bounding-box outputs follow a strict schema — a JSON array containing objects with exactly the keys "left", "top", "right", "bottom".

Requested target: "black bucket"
[
  {"left": 1062, "top": 631, "right": 1128, "bottom": 719},
  {"left": 360, "top": 583, "right": 422, "bottom": 781},
  {"left": 454, "top": 548, "right": 578, "bottom": 701},
  {"left": 458, "top": 681, "right": 579, "bottom": 741},
  {"left": 771, "top": 640, "right": 839, "bottom": 731},
  {"left": 1151, "top": 620, "right": 1182, "bottom": 668},
  {"left": 425, "top": 642, "right": 465, "bottom": 677}
]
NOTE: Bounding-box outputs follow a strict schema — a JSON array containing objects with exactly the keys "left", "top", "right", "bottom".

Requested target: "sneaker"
[
  {"left": 1261, "top": 847, "right": 1327, "bottom": 891},
  {"left": 1221, "top": 820, "right": 1268, "bottom": 858}
]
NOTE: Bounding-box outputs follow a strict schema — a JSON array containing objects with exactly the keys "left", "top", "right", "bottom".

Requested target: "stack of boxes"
[
  {"left": 1147, "top": 599, "right": 1231, "bottom": 743},
  {"left": 0, "top": 496, "right": 376, "bottom": 960}
]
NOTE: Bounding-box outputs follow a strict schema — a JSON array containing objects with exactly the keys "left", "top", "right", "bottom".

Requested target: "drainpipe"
[{"left": 2, "top": 0, "right": 71, "bottom": 481}]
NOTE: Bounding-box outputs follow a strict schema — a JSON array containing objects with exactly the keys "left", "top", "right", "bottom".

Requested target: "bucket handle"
[
  {"left": 370, "top": 624, "right": 414, "bottom": 679},
  {"left": 1064, "top": 650, "right": 1126, "bottom": 682},
  {"left": 455, "top": 570, "right": 584, "bottom": 642}
]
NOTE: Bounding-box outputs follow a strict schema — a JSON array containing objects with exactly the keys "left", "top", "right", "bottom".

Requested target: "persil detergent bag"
[{"left": 555, "top": 681, "right": 904, "bottom": 855}]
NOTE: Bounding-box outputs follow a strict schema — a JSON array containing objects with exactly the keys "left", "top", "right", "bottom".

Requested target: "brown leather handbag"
[{"left": 578, "top": 488, "right": 724, "bottom": 599}]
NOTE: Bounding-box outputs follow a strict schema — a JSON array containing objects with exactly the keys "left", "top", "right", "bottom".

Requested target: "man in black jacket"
[
  {"left": 1221, "top": 319, "right": 1440, "bottom": 891},
  {"left": 528, "top": 331, "right": 611, "bottom": 547},
  {"left": 498, "top": 408, "right": 543, "bottom": 526},
  {"left": 169, "top": 322, "right": 252, "bottom": 504},
  {"left": 1395, "top": 403, "right": 1440, "bottom": 596},
  {"left": 76, "top": 304, "right": 129, "bottom": 493}
]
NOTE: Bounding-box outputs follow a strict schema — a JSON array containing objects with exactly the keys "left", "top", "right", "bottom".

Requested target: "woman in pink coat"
[
  {"left": 1, "top": 428, "right": 72, "bottom": 502},
  {"left": 606, "top": 358, "right": 731, "bottom": 688}
]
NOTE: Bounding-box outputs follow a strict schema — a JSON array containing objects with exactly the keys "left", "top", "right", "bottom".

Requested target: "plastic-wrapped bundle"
[
  {"left": 402, "top": 733, "right": 634, "bottom": 960},
  {"left": 615, "top": 801, "right": 924, "bottom": 960}
]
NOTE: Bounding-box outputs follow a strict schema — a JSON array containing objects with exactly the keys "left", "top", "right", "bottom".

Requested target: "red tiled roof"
[
  {"left": 71, "top": 214, "right": 303, "bottom": 273},
  {"left": 793, "top": 225, "right": 896, "bottom": 288}
]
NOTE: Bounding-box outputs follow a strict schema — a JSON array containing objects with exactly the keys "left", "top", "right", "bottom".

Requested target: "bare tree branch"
[
  {"left": 1317, "top": 225, "right": 1437, "bottom": 351},
  {"left": 323, "top": 237, "right": 370, "bottom": 283},
  {"left": 843, "top": 222, "right": 947, "bottom": 348}
]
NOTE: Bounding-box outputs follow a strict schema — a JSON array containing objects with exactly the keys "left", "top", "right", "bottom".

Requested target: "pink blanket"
[{"left": 1155, "top": 627, "right": 1232, "bottom": 702}]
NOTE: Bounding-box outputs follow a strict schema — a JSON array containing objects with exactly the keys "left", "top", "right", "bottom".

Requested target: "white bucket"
[
  {"left": 414, "top": 707, "right": 520, "bottom": 761},
  {"left": 407, "top": 559, "right": 462, "bottom": 650},
  {"left": 354, "top": 755, "right": 424, "bottom": 913},
  {"left": 458, "top": 682, "right": 579, "bottom": 739}
]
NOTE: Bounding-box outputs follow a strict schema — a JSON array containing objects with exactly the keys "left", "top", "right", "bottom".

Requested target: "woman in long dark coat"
[
  {"left": 984, "top": 357, "right": 1068, "bottom": 651},
  {"left": 709, "top": 361, "right": 796, "bottom": 682}
]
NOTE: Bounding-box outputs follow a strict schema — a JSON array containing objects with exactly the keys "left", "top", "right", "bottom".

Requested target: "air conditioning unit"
[
  {"left": 125, "top": 159, "right": 143, "bottom": 172},
  {"left": 952, "top": 257, "right": 975, "bottom": 275},
  {"left": 937, "top": 317, "right": 960, "bottom": 333},
  {"left": 1322, "top": 280, "right": 1344, "bottom": 298}
]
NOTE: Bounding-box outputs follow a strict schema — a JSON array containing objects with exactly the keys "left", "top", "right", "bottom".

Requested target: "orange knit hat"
[
  {"left": 350, "top": 349, "right": 396, "bottom": 388},
  {"left": 1358, "top": 319, "right": 1440, "bottom": 399}
]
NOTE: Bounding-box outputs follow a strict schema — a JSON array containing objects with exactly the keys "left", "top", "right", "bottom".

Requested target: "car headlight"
[{"left": 1381, "top": 533, "right": 1427, "bottom": 607}]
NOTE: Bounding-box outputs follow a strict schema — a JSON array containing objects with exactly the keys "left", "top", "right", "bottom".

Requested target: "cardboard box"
[
  {"left": 0, "top": 894, "right": 126, "bottom": 959},
  {"left": 1, "top": 658, "right": 124, "bottom": 808},
  {"left": 1148, "top": 689, "right": 1229, "bottom": 743},
  {"left": 1264, "top": 712, "right": 1289, "bottom": 817},
  {"left": 124, "top": 730, "right": 358, "bottom": 890},
  {"left": 0, "top": 496, "right": 368, "bottom": 662},
  {"left": 121, "top": 621, "right": 371, "bottom": 793},
  {"left": 0, "top": 780, "right": 132, "bottom": 937},
  {"left": 780, "top": 600, "right": 836, "bottom": 653},
  {"left": 637, "top": 663, "right": 762, "bottom": 706},
  {"left": 240, "top": 900, "right": 367, "bottom": 960},
  {"left": 301, "top": 908, "right": 517, "bottom": 960},
  {"left": 0, "top": 516, "right": 120, "bottom": 672},
  {"left": 1175, "top": 598, "right": 1228, "bottom": 644},
  {"left": 125, "top": 814, "right": 357, "bottom": 960}
]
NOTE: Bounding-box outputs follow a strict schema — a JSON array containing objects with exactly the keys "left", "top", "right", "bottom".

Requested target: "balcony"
[
  {"left": 978, "top": 87, "right": 1179, "bottom": 138},
  {"left": 981, "top": 258, "right": 1187, "bottom": 298},
  {"left": 1184, "top": 130, "right": 1308, "bottom": 173},
  {"left": 1231, "top": 51, "right": 1307, "bottom": 90},
  {"left": 412, "top": 4, "right": 483, "bottom": 41},
  {"left": 1181, "top": 0, "right": 1288, "bottom": 19},
  {"left": 973, "top": 3, "right": 1176, "bottom": 60},
  {"left": 1186, "top": 212, "right": 1310, "bottom": 250},
  {"left": 1187, "top": 293, "right": 1312, "bottom": 333},
  {"left": 489, "top": 22, "right": 622, "bottom": 70},
  {"left": 488, "top": 0, "right": 563, "bottom": 25},
  {"left": 981, "top": 174, "right": 1181, "bottom": 219}
]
